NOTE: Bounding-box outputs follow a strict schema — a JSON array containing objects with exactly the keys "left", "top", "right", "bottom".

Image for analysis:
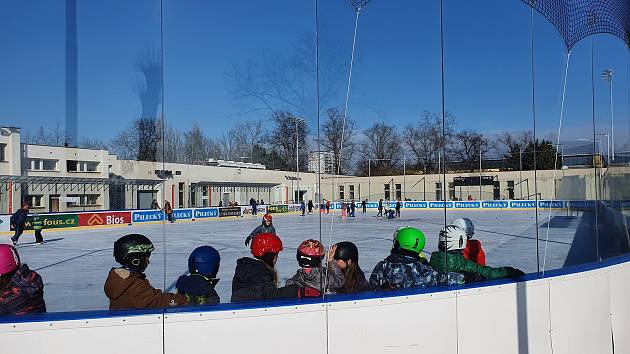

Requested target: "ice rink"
[{"left": 1, "top": 209, "right": 583, "bottom": 313}]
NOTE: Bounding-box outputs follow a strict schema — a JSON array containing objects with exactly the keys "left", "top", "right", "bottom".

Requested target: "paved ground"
[{"left": 1, "top": 209, "right": 580, "bottom": 312}]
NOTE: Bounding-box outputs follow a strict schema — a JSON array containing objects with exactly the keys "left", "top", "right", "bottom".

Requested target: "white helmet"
[
  {"left": 452, "top": 218, "right": 474, "bottom": 239},
  {"left": 439, "top": 225, "right": 467, "bottom": 251}
]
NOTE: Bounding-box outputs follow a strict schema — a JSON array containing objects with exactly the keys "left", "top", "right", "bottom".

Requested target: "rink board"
[{"left": 0, "top": 255, "right": 628, "bottom": 354}]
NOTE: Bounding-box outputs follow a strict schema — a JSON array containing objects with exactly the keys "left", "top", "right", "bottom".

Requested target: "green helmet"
[{"left": 393, "top": 227, "right": 425, "bottom": 254}]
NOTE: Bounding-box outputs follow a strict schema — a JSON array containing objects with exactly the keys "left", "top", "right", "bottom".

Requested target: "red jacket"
[{"left": 463, "top": 239, "right": 486, "bottom": 266}]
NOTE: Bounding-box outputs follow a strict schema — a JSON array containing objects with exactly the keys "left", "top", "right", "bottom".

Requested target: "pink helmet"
[{"left": 0, "top": 244, "right": 19, "bottom": 276}]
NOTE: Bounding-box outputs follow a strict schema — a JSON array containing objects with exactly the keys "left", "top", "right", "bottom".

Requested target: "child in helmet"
[
  {"left": 285, "top": 239, "right": 344, "bottom": 297},
  {"left": 104, "top": 234, "right": 187, "bottom": 310},
  {"left": 331, "top": 241, "right": 368, "bottom": 294},
  {"left": 245, "top": 213, "right": 276, "bottom": 246},
  {"left": 176, "top": 245, "right": 221, "bottom": 305},
  {"left": 231, "top": 233, "right": 301, "bottom": 302},
  {"left": 0, "top": 244, "right": 46, "bottom": 315},
  {"left": 369, "top": 227, "right": 464, "bottom": 291},
  {"left": 453, "top": 218, "right": 486, "bottom": 266},
  {"left": 429, "top": 225, "right": 524, "bottom": 282}
]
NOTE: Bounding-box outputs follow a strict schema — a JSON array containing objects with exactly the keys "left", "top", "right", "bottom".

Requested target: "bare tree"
[
  {"left": 402, "top": 111, "right": 455, "bottom": 173},
  {"left": 236, "top": 119, "right": 266, "bottom": 163},
  {"left": 184, "top": 121, "right": 211, "bottom": 164},
  {"left": 158, "top": 123, "right": 185, "bottom": 163},
  {"left": 495, "top": 130, "right": 534, "bottom": 170},
  {"left": 321, "top": 107, "right": 357, "bottom": 174},
  {"left": 228, "top": 33, "right": 345, "bottom": 120},
  {"left": 270, "top": 111, "right": 309, "bottom": 171},
  {"left": 110, "top": 125, "right": 138, "bottom": 160},
  {"left": 451, "top": 130, "right": 492, "bottom": 170},
  {"left": 357, "top": 122, "right": 402, "bottom": 176},
  {"left": 78, "top": 137, "right": 110, "bottom": 150},
  {"left": 23, "top": 123, "right": 69, "bottom": 147}
]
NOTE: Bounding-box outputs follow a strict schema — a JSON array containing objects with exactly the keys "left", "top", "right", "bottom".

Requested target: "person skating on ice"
[
  {"left": 245, "top": 213, "right": 276, "bottom": 246},
  {"left": 331, "top": 241, "right": 368, "bottom": 294},
  {"left": 176, "top": 246, "right": 221, "bottom": 305},
  {"left": 104, "top": 234, "right": 187, "bottom": 310},
  {"left": 361, "top": 199, "right": 367, "bottom": 214},
  {"left": 32, "top": 214, "right": 44, "bottom": 245},
  {"left": 10, "top": 202, "right": 30, "bottom": 245},
  {"left": 285, "top": 239, "right": 344, "bottom": 297},
  {"left": 307, "top": 200, "right": 314, "bottom": 214},
  {"left": 369, "top": 227, "right": 464, "bottom": 290},
  {"left": 300, "top": 201, "right": 306, "bottom": 216},
  {"left": 429, "top": 225, "right": 524, "bottom": 283},
  {"left": 0, "top": 244, "right": 46, "bottom": 316},
  {"left": 377, "top": 199, "right": 383, "bottom": 218},
  {"left": 453, "top": 218, "right": 486, "bottom": 266}
]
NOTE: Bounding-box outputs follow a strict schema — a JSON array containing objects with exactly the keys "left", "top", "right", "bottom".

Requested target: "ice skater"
[
  {"left": 163, "top": 200, "right": 174, "bottom": 223},
  {"left": 176, "top": 246, "right": 221, "bottom": 305},
  {"left": 377, "top": 199, "right": 383, "bottom": 218},
  {"left": 361, "top": 199, "right": 367, "bottom": 214},
  {"left": 245, "top": 213, "right": 276, "bottom": 246},
  {"left": 0, "top": 244, "right": 46, "bottom": 315},
  {"left": 10, "top": 202, "right": 30, "bottom": 245},
  {"left": 395, "top": 199, "right": 401, "bottom": 218},
  {"left": 307, "top": 200, "right": 314, "bottom": 214},
  {"left": 453, "top": 218, "right": 486, "bottom": 266}
]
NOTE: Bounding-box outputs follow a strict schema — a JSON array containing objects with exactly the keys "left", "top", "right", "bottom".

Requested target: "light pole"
[
  {"left": 519, "top": 147, "right": 523, "bottom": 199},
  {"left": 368, "top": 158, "right": 391, "bottom": 201},
  {"left": 602, "top": 69, "right": 614, "bottom": 161},
  {"left": 289, "top": 117, "right": 306, "bottom": 203}
]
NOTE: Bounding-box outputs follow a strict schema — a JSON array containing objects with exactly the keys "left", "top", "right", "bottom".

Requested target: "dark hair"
[{"left": 337, "top": 261, "right": 366, "bottom": 294}]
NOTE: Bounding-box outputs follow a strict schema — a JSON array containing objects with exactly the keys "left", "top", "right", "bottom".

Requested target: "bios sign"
[{"left": 78, "top": 212, "right": 131, "bottom": 227}]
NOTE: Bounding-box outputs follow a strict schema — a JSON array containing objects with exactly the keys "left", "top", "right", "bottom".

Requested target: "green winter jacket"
[{"left": 429, "top": 251, "right": 510, "bottom": 280}]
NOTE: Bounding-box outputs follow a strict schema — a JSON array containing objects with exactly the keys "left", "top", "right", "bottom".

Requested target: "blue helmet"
[{"left": 188, "top": 246, "right": 220, "bottom": 278}]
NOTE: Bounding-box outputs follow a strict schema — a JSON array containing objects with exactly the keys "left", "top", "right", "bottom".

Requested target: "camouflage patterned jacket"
[{"left": 369, "top": 253, "right": 464, "bottom": 291}]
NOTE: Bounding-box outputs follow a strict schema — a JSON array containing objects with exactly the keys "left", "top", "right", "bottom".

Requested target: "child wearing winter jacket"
[
  {"left": 232, "top": 233, "right": 304, "bottom": 302},
  {"left": 453, "top": 218, "right": 486, "bottom": 266},
  {"left": 104, "top": 234, "right": 187, "bottom": 310},
  {"left": 369, "top": 227, "right": 464, "bottom": 291},
  {"left": 285, "top": 239, "right": 344, "bottom": 297},
  {"left": 176, "top": 246, "right": 221, "bottom": 305},
  {"left": 429, "top": 225, "right": 524, "bottom": 282},
  {"left": 0, "top": 244, "right": 46, "bottom": 316}
]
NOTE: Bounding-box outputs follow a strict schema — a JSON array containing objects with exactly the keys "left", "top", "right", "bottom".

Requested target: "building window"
[
  {"left": 67, "top": 194, "right": 99, "bottom": 207},
  {"left": 178, "top": 182, "right": 185, "bottom": 208},
  {"left": 349, "top": 185, "right": 355, "bottom": 200},
  {"left": 202, "top": 188, "right": 209, "bottom": 207},
  {"left": 448, "top": 182, "right": 455, "bottom": 200},
  {"left": 26, "top": 195, "right": 43, "bottom": 208},
  {"left": 435, "top": 182, "right": 443, "bottom": 201},
  {"left": 507, "top": 180, "right": 515, "bottom": 200},
  {"left": 28, "top": 158, "right": 58, "bottom": 171},
  {"left": 67, "top": 160, "right": 99, "bottom": 172},
  {"left": 0, "top": 143, "right": 5, "bottom": 161},
  {"left": 339, "top": 185, "right": 345, "bottom": 200},
  {"left": 395, "top": 184, "right": 402, "bottom": 200},
  {"left": 384, "top": 184, "right": 390, "bottom": 200},
  {"left": 190, "top": 186, "right": 196, "bottom": 208}
]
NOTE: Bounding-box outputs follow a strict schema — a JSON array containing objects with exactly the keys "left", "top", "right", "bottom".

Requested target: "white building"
[{"left": 308, "top": 151, "right": 334, "bottom": 174}]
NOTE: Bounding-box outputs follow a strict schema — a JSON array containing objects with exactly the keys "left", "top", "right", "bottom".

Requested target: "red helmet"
[
  {"left": 297, "top": 239, "right": 324, "bottom": 268},
  {"left": 263, "top": 213, "right": 273, "bottom": 223},
  {"left": 0, "top": 244, "right": 20, "bottom": 276},
  {"left": 251, "top": 233, "right": 283, "bottom": 258}
]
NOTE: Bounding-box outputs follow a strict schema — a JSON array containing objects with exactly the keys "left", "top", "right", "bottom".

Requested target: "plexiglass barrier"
[{"left": 0, "top": 1, "right": 629, "bottom": 353}]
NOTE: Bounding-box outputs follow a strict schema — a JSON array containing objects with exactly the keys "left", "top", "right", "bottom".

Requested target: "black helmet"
[
  {"left": 333, "top": 241, "right": 359, "bottom": 263},
  {"left": 114, "top": 234, "right": 154, "bottom": 273}
]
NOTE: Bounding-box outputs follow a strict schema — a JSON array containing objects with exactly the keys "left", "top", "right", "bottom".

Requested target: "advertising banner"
[
  {"left": 538, "top": 200, "right": 565, "bottom": 209},
  {"left": 567, "top": 200, "right": 596, "bottom": 210},
  {"left": 287, "top": 204, "right": 302, "bottom": 212},
  {"left": 173, "top": 209, "right": 193, "bottom": 220},
  {"left": 132, "top": 210, "right": 164, "bottom": 223},
  {"left": 454, "top": 201, "right": 480, "bottom": 209},
  {"left": 509, "top": 200, "right": 536, "bottom": 208},
  {"left": 404, "top": 202, "right": 428, "bottom": 209},
  {"left": 79, "top": 212, "right": 132, "bottom": 227},
  {"left": 241, "top": 206, "right": 267, "bottom": 216},
  {"left": 482, "top": 201, "right": 509, "bottom": 208},
  {"left": 219, "top": 207, "right": 241, "bottom": 217},
  {"left": 21, "top": 214, "right": 79, "bottom": 230},
  {"left": 194, "top": 208, "right": 219, "bottom": 219},
  {"left": 0, "top": 215, "right": 10, "bottom": 232},
  {"left": 267, "top": 205, "right": 288, "bottom": 214},
  {"left": 428, "top": 201, "right": 454, "bottom": 209}
]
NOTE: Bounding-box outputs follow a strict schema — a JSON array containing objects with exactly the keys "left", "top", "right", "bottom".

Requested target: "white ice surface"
[{"left": 1, "top": 209, "right": 580, "bottom": 313}]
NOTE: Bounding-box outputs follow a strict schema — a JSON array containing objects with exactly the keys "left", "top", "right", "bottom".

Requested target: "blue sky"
[{"left": 0, "top": 0, "right": 628, "bottom": 149}]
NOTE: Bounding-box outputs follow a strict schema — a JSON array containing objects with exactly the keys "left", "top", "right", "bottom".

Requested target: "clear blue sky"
[{"left": 0, "top": 0, "right": 628, "bottom": 149}]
